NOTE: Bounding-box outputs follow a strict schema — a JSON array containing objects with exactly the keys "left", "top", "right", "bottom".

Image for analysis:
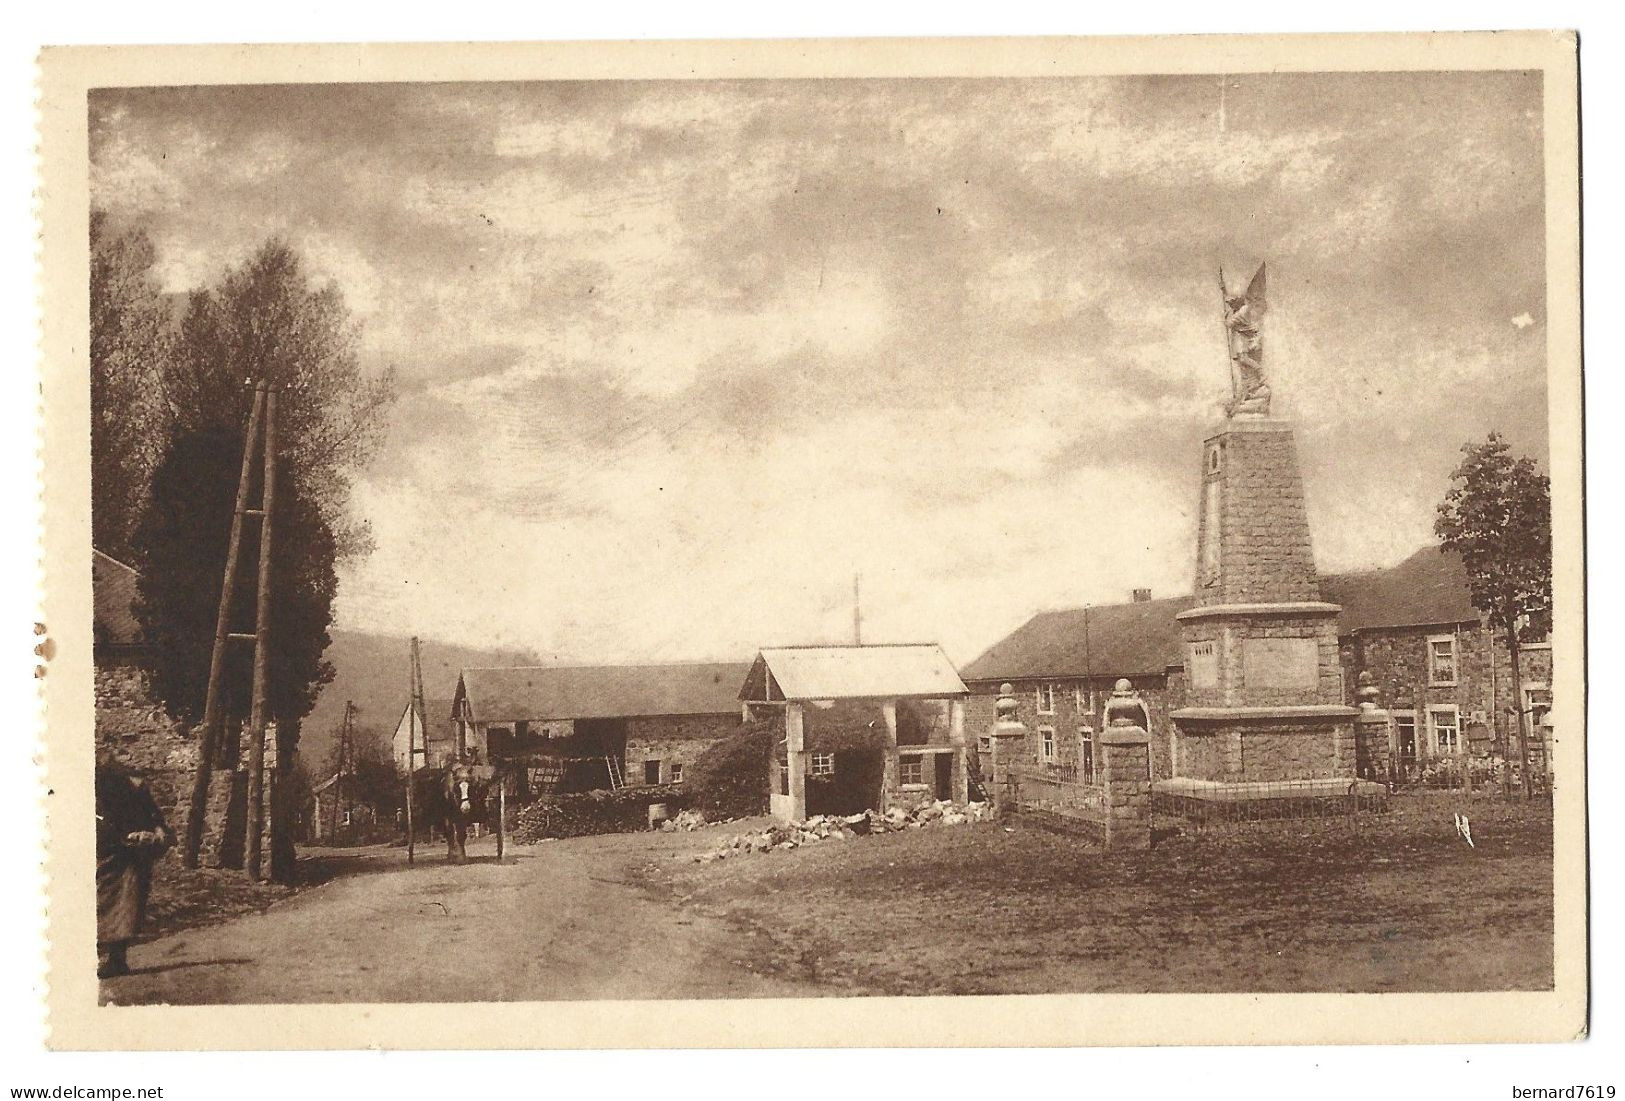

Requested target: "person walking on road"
[{"left": 95, "top": 749, "right": 173, "bottom": 979}]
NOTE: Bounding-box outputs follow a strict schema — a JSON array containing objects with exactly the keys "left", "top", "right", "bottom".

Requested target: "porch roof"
[{"left": 741, "top": 644, "right": 968, "bottom": 702}]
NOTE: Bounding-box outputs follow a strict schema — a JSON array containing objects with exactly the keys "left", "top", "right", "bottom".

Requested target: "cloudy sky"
[{"left": 89, "top": 71, "right": 1548, "bottom": 666}]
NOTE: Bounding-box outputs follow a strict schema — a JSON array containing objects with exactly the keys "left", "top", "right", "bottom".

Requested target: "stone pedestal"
[{"left": 1172, "top": 416, "right": 1356, "bottom": 782}]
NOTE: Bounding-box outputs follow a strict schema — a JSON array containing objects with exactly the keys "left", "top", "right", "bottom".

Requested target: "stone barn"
[
  {"left": 738, "top": 644, "right": 970, "bottom": 822},
  {"left": 449, "top": 661, "right": 751, "bottom": 797}
]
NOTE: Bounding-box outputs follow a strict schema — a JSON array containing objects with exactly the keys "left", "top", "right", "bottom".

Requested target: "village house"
[
  {"left": 738, "top": 644, "right": 970, "bottom": 822},
  {"left": 307, "top": 772, "right": 386, "bottom": 846},
  {"left": 961, "top": 545, "right": 1554, "bottom": 783},
  {"left": 391, "top": 696, "right": 457, "bottom": 774},
  {"left": 449, "top": 661, "right": 751, "bottom": 797}
]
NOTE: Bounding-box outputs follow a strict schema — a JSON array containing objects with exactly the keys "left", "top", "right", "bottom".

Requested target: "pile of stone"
[
  {"left": 658, "top": 808, "right": 710, "bottom": 832},
  {"left": 688, "top": 800, "right": 990, "bottom": 863}
]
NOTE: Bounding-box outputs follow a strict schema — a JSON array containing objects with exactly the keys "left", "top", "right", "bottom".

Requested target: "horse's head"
[{"left": 444, "top": 764, "right": 477, "bottom": 818}]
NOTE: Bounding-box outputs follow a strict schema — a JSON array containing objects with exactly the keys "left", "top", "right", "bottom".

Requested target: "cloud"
[{"left": 90, "top": 73, "right": 1549, "bottom": 664}]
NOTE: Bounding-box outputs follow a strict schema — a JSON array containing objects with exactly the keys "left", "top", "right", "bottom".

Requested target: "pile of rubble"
[
  {"left": 688, "top": 800, "right": 991, "bottom": 863},
  {"left": 658, "top": 808, "right": 710, "bottom": 832}
]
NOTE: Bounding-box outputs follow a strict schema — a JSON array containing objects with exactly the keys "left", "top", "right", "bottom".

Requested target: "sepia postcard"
[{"left": 37, "top": 31, "right": 1584, "bottom": 1049}]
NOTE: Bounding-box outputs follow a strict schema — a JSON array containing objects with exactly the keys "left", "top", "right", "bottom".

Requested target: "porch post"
[
  {"left": 881, "top": 700, "right": 899, "bottom": 809},
  {"left": 949, "top": 698, "right": 969, "bottom": 803},
  {"left": 785, "top": 702, "right": 808, "bottom": 821}
]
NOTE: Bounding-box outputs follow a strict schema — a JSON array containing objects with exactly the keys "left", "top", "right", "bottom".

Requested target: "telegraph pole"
[
  {"left": 407, "top": 637, "right": 428, "bottom": 864},
  {"left": 853, "top": 574, "right": 862, "bottom": 645},
  {"left": 243, "top": 388, "right": 278, "bottom": 881},
  {"left": 329, "top": 702, "right": 354, "bottom": 846},
  {"left": 183, "top": 385, "right": 267, "bottom": 868}
]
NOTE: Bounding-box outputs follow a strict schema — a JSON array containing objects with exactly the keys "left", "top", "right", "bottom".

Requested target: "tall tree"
[
  {"left": 165, "top": 239, "right": 394, "bottom": 555},
  {"left": 89, "top": 210, "right": 174, "bottom": 560},
  {"left": 135, "top": 426, "right": 338, "bottom": 739},
  {"left": 1434, "top": 433, "right": 1552, "bottom": 799}
]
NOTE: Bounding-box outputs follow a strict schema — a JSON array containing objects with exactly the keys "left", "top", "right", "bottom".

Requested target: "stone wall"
[
  {"left": 96, "top": 663, "right": 295, "bottom": 875},
  {"left": 94, "top": 665, "right": 199, "bottom": 822},
  {"left": 623, "top": 712, "right": 741, "bottom": 787}
]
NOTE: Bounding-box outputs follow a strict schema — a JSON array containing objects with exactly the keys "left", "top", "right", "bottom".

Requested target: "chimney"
[{"left": 1132, "top": 588, "right": 1152, "bottom": 603}]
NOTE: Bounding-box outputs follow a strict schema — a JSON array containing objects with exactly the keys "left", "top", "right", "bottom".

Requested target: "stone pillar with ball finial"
[
  {"left": 1100, "top": 679, "right": 1153, "bottom": 849},
  {"left": 987, "top": 683, "right": 1028, "bottom": 812},
  {"left": 1354, "top": 670, "right": 1391, "bottom": 782}
]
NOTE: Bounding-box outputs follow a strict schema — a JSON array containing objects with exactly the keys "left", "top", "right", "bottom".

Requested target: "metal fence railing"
[
  {"left": 1151, "top": 773, "right": 1389, "bottom": 832},
  {"left": 1361, "top": 753, "right": 1552, "bottom": 799},
  {"left": 1006, "top": 766, "right": 1107, "bottom": 821}
]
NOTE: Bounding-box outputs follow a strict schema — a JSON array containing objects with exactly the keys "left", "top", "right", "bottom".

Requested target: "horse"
[{"left": 428, "top": 758, "right": 492, "bottom": 862}]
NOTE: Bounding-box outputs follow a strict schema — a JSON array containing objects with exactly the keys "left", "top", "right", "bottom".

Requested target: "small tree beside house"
[{"left": 1434, "top": 433, "right": 1552, "bottom": 798}]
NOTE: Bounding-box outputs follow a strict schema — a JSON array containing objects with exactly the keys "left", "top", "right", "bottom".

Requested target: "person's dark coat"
[{"left": 95, "top": 761, "right": 172, "bottom": 945}]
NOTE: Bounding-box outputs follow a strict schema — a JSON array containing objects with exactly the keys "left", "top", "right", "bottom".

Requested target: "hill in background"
[{"left": 296, "top": 629, "right": 544, "bottom": 767}]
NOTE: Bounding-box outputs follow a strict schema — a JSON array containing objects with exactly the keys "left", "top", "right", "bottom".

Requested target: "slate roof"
[
  {"left": 742, "top": 644, "right": 968, "bottom": 702},
  {"left": 456, "top": 662, "right": 751, "bottom": 723},
  {"left": 92, "top": 549, "right": 143, "bottom": 649},
  {"left": 960, "top": 546, "right": 1483, "bottom": 683}
]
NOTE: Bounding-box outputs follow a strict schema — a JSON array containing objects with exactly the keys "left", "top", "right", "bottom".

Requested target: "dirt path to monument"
[{"left": 102, "top": 824, "right": 820, "bottom": 1005}]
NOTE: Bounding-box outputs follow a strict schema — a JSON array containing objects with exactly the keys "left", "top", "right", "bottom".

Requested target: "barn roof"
[
  {"left": 960, "top": 546, "right": 1483, "bottom": 683},
  {"left": 742, "top": 644, "right": 968, "bottom": 702},
  {"left": 456, "top": 662, "right": 751, "bottom": 723},
  {"left": 92, "top": 548, "right": 143, "bottom": 648}
]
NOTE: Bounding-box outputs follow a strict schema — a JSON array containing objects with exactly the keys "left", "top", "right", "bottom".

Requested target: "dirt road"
[{"left": 103, "top": 825, "right": 820, "bottom": 1005}]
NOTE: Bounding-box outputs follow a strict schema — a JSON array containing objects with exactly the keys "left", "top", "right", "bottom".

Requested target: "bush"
[
  {"left": 686, "top": 716, "right": 777, "bottom": 820},
  {"left": 512, "top": 784, "right": 687, "bottom": 842}
]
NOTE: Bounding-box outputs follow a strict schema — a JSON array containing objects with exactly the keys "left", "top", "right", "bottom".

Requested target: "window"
[
  {"left": 810, "top": 752, "right": 835, "bottom": 777},
  {"left": 1078, "top": 726, "right": 1095, "bottom": 780},
  {"left": 1524, "top": 685, "right": 1552, "bottom": 730},
  {"left": 775, "top": 740, "right": 789, "bottom": 795},
  {"left": 1074, "top": 685, "right": 1094, "bottom": 715},
  {"left": 1036, "top": 684, "right": 1056, "bottom": 715},
  {"left": 899, "top": 754, "right": 923, "bottom": 786},
  {"left": 669, "top": 762, "right": 684, "bottom": 784},
  {"left": 1427, "top": 634, "right": 1458, "bottom": 686},
  {"left": 1040, "top": 726, "right": 1056, "bottom": 761},
  {"left": 644, "top": 759, "right": 662, "bottom": 785},
  {"left": 1429, "top": 707, "right": 1460, "bottom": 756}
]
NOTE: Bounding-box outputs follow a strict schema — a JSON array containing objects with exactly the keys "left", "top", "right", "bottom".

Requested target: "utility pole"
[
  {"left": 329, "top": 702, "right": 354, "bottom": 846},
  {"left": 853, "top": 574, "right": 862, "bottom": 645},
  {"left": 243, "top": 388, "right": 278, "bottom": 882},
  {"left": 182, "top": 384, "right": 270, "bottom": 869},
  {"left": 407, "top": 637, "right": 429, "bottom": 864}
]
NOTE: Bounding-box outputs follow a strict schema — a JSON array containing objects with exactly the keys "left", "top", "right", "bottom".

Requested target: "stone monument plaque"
[{"left": 1241, "top": 637, "right": 1319, "bottom": 689}]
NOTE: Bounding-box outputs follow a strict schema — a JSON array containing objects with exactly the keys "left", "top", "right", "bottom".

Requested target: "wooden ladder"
[
  {"left": 605, "top": 755, "right": 624, "bottom": 791},
  {"left": 182, "top": 382, "right": 279, "bottom": 880}
]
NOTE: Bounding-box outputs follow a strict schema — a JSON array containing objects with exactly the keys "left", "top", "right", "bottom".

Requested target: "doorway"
[
  {"left": 933, "top": 753, "right": 953, "bottom": 801},
  {"left": 1393, "top": 711, "right": 1418, "bottom": 779}
]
